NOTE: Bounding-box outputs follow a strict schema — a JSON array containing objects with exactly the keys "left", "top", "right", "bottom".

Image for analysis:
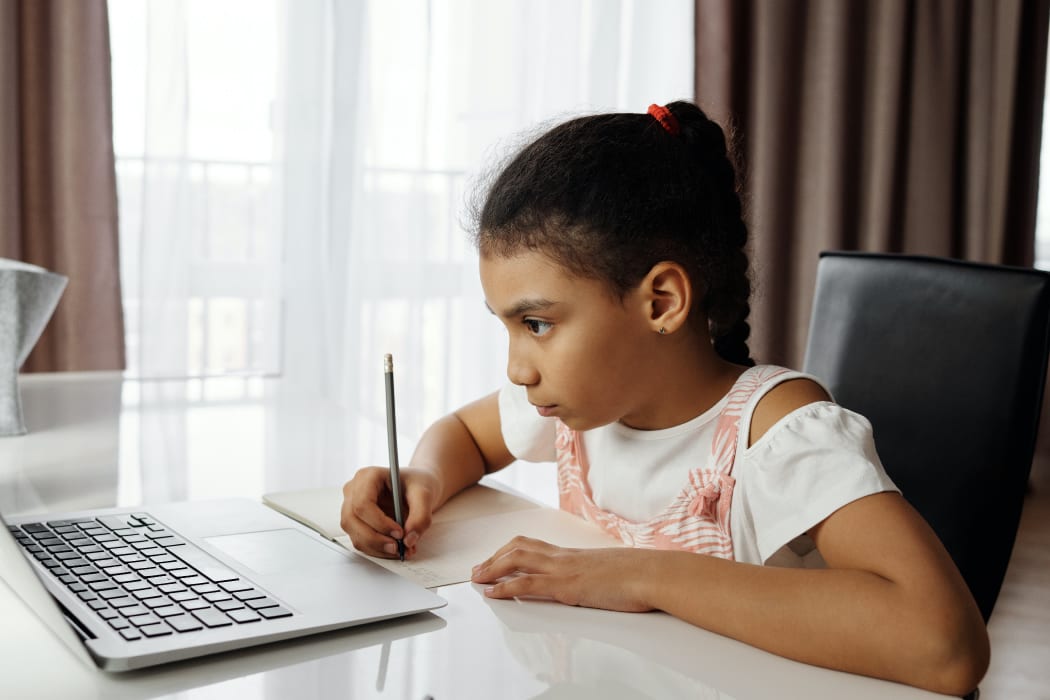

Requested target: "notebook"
[
  {"left": 0, "top": 498, "right": 446, "bottom": 672},
  {"left": 263, "top": 482, "right": 622, "bottom": 588}
]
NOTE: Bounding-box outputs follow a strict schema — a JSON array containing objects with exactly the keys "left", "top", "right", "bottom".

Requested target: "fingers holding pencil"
[{"left": 339, "top": 466, "right": 438, "bottom": 559}]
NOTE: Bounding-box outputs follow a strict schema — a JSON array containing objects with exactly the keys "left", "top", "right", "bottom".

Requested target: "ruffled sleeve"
[
  {"left": 731, "top": 402, "right": 900, "bottom": 566},
  {"left": 498, "top": 383, "right": 557, "bottom": 462}
]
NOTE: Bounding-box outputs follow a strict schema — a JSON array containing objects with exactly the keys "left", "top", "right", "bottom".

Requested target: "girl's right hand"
[{"left": 340, "top": 467, "right": 442, "bottom": 559}]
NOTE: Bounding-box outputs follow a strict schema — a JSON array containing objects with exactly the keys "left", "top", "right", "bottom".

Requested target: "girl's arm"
[
  {"left": 471, "top": 381, "right": 990, "bottom": 696},
  {"left": 408, "top": 391, "right": 516, "bottom": 510},
  {"left": 342, "top": 391, "right": 515, "bottom": 557}
]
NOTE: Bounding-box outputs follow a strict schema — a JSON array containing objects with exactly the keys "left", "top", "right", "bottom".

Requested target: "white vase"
[{"left": 0, "top": 259, "right": 68, "bottom": 436}]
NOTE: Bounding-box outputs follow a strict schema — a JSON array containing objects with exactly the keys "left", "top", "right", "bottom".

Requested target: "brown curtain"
[
  {"left": 695, "top": 0, "right": 1050, "bottom": 368},
  {"left": 0, "top": 0, "right": 125, "bottom": 372}
]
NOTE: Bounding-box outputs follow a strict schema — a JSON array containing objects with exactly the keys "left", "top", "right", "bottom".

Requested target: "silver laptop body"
[{"left": 1, "top": 498, "right": 445, "bottom": 671}]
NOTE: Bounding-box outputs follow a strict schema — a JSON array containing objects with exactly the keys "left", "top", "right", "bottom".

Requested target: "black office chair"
[{"left": 802, "top": 251, "right": 1050, "bottom": 622}]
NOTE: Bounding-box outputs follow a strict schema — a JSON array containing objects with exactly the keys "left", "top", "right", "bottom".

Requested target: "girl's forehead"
[
  {"left": 479, "top": 251, "right": 611, "bottom": 310},
  {"left": 479, "top": 249, "right": 569, "bottom": 282}
]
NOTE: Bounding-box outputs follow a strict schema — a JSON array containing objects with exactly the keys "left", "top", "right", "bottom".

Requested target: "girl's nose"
[{"left": 506, "top": 341, "right": 539, "bottom": 387}]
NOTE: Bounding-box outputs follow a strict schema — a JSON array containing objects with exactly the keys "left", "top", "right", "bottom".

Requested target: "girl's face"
[{"left": 480, "top": 249, "right": 657, "bottom": 431}]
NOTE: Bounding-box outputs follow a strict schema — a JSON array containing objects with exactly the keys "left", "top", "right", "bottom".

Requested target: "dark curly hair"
[{"left": 472, "top": 100, "right": 754, "bottom": 367}]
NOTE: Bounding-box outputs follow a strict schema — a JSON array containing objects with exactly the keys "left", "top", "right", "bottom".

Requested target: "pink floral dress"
[{"left": 555, "top": 365, "right": 793, "bottom": 559}]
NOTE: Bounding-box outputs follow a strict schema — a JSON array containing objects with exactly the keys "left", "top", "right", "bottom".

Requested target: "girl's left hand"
[{"left": 470, "top": 536, "right": 656, "bottom": 613}]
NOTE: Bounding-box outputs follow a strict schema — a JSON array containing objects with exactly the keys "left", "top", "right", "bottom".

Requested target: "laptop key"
[
  {"left": 96, "top": 608, "right": 120, "bottom": 620},
  {"left": 131, "top": 588, "right": 163, "bottom": 601},
  {"left": 219, "top": 579, "right": 254, "bottom": 593},
  {"left": 88, "top": 580, "right": 119, "bottom": 592},
  {"left": 168, "top": 544, "right": 240, "bottom": 582},
  {"left": 124, "top": 580, "right": 152, "bottom": 592},
  {"left": 96, "top": 515, "right": 136, "bottom": 532},
  {"left": 99, "top": 588, "right": 131, "bottom": 600},
  {"left": 257, "top": 606, "right": 292, "bottom": 620},
  {"left": 228, "top": 609, "right": 261, "bottom": 623},
  {"left": 169, "top": 591, "right": 198, "bottom": 603},
  {"left": 214, "top": 599, "right": 245, "bottom": 612},
  {"left": 158, "top": 583, "right": 186, "bottom": 594},
  {"left": 139, "top": 623, "right": 173, "bottom": 638},
  {"left": 108, "top": 596, "right": 138, "bottom": 608},
  {"left": 180, "top": 599, "right": 211, "bottom": 611},
  {"left": 189, "top": 583, "right": 220, "bottom": 595},
  {"left": 233, "top": 589, "right": 266, "bottom": 601},
  {"left": 118, "top": 605, "right": 150, "bottom": 618},
  {"left": 203, "top": 591, "right": 232, "bottom": 603},
  {"left": 192, "top": 608, "right": 233, "bottom": 628},
  {"left": 246, "top": 597, "right": 279, "bottom": 610},
  {"left": 153, "top": 605, "right": 184, "bottom": 618},
  {"left": 127, "top": 613, "right": 162, "bottom": 627},
  {"left": 167, "top": 615, "right": 204, "bottom": 632},
  {"left": 144, "top": 596, "right": 174, "bottom": 609}
]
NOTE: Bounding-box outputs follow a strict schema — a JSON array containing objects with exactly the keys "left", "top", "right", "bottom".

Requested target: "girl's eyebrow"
[{"left": 484, "top": 298, "right": 557, "bottom": 319}]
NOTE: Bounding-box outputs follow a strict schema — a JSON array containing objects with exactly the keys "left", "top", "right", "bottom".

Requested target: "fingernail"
[
  {"left": 390, "top": 529, "right": 403, "bottom": 539},
  {"left": 404, "top": 531, "right": 419, "bottom": 547},
  {"left": 484, "top": 586, "right": 495, "bottom": 596},
  {"left": 471, "top": 564, "right": 480, "bottom": 574},
  {"left": 383, "top": 542, "right": 397, "bottom": 555}
]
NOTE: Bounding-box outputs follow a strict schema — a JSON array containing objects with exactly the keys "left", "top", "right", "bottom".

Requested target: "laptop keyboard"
[{"left": 8, "top": 513, "right": 292, "bottom": 641}]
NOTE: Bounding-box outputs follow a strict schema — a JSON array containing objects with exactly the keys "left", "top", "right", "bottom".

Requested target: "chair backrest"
[{"left": 802, "top": 251, "right": 1050, "bottom": 621}]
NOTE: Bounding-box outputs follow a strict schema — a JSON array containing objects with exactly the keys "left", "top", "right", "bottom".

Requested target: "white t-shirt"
[{"left": 498, "top": 370, "right": 899, "bottom": 567}]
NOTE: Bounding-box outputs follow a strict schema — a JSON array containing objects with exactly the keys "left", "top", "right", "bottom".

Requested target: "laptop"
[{"left": 0, "top": 498, "right": 446, "bottom": 671}]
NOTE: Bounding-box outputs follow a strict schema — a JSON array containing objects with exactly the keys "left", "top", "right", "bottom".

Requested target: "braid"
[{"left": 668, "top": 102, "right": 755, "bottom": 367}]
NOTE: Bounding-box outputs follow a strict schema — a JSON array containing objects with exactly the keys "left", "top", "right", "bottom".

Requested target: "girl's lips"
[{"left": 533, "top": 404, "right": 557, "bottom": 417}]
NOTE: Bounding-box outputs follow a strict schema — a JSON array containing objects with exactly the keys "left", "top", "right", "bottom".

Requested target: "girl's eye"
[{"left": 524, "top": 318, "right": 553, "bottom": 336}]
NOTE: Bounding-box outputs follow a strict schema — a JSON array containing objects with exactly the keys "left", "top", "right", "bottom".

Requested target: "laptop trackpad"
[{"left": 204, "top": 529, "right": 348, "bottom": 575}]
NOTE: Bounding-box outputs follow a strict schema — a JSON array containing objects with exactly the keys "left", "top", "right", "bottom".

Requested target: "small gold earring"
[{"left": 658, "top": 327, "right": 667, "bottom": 335}]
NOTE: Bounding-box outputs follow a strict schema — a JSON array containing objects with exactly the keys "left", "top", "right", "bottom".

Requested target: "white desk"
[{"left": 0, "top": 373, "right": 954, "bottom": 700}]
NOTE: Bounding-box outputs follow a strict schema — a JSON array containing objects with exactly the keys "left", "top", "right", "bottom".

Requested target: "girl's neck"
[{"left": 619, "top": 332, "right": 748, "bottom": 431}]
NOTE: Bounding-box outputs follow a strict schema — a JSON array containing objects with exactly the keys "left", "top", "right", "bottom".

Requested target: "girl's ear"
[{"left": 640, "top": 262, "right": 693, "bottom": 334}]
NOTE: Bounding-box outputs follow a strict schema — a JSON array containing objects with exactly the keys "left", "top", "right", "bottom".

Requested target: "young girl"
[{"left": 341, "top": 101, "right": 989, "bottom": 695}]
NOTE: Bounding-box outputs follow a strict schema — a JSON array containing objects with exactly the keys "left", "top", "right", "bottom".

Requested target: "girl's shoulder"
[{"left": 732, "top": 365, "right": 833, "bottom": 448}]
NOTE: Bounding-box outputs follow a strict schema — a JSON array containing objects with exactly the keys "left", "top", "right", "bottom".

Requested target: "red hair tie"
[{"left": 648, "top": 104, "right": 680, "bottom": 137}]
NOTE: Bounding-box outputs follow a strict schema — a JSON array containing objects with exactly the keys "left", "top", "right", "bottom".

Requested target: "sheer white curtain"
[{"left": 111, "top": 0, "right": 693, "bottom": 494}]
